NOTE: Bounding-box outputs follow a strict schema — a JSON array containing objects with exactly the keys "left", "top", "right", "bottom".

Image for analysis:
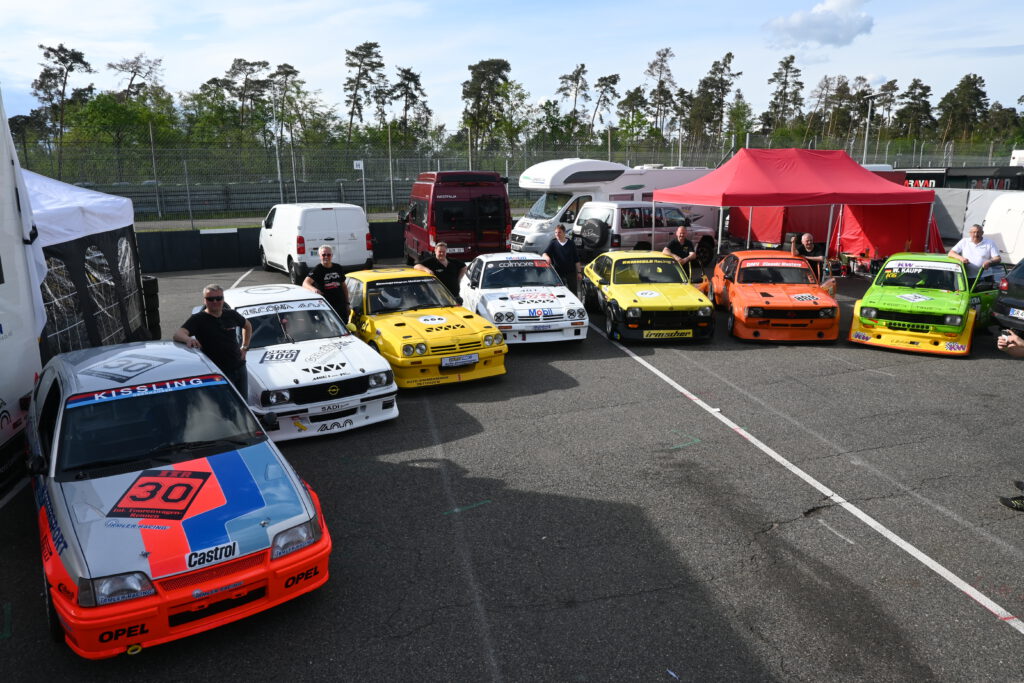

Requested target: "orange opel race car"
[{"left": 710, "top": 250, "right": 839, "bottom": 341}]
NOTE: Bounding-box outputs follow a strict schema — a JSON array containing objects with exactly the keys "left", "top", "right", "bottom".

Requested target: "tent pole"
[
  {"left": 924, "top": 203, "right": 935, "bottom": 252},
  {"left": 825, "top": 204, "right": 836, "bottom": 257},
  {"left": 746, "top": 206, "right": 753, "bottom": 249},
  {"left": 717, "top": 207, "right": 726, "bottom": 258}
]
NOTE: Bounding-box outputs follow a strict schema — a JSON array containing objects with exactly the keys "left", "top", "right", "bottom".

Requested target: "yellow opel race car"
[
  {"left": 345, "top": 268, "right": 508, "bottom": 387},
  {"left": 580, "top": 251, "right": 714, "bottom": 341}
]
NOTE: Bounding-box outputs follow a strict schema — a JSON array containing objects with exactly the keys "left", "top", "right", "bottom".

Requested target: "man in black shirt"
[
  {"left": 791, "top": 233, "right": 825, "bottom": 279},
  {"left": 303, "top": 245, "right": 350, "bottom": 321},
  {"left": 663, "top": 224, "right": 697, "bottom": 266},
  {"left": 542, "top": 225, "right": 582, "bottom": 294},
  {"left": 414, "top": 242, "right": 467, "bottom": 302},
  {"left": 173, "top": 284, "right": 253, "bottom": 396}
]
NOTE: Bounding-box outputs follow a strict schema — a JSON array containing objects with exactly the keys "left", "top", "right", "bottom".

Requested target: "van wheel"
[
  {"left": 697, "top": 238, "right": 715, "bottom": 266},
  {"left": 43, "top": 572, "right": 64, "bottom": 644},
  {"left": 260, "top": 248, "right": 273, "bottom": 272},
  {"left": 289, "top": 259, "right": 306, "bottom": 285}
]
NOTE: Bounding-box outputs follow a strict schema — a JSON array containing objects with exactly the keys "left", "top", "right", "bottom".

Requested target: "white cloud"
[{"left": 766, "top": 0, "right": 873, "bottom": 48}]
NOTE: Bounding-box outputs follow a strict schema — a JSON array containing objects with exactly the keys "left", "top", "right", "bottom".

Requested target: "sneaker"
[{"left": 1000, "top": 496, "right": 1024, "bottom": 511}]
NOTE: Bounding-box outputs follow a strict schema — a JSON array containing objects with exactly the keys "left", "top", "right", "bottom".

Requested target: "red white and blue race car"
[{"left": 26, "top": 342, "right": 332, "bottom": 659}]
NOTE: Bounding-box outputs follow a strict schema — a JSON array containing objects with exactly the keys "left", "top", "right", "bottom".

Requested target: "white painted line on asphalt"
[
  {"left": 230, "top": 268, "right": 255, "bottom": 289},
  {"left": 422, "top": 400, "right": 504, "bottom": 682},
  {"left": 818, "top": 519, "right": 856, "bottom": 545},
  {"left": 590, "top": 322, "right": 1024, "bottom": 636},
  {"left": 822, "top": 350, "right": 896, "bottom": 377}
]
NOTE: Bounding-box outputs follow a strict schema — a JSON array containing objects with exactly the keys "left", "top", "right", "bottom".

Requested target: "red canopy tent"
[{"left": 653, "top": 148, "right": 941, "bottom": 259}]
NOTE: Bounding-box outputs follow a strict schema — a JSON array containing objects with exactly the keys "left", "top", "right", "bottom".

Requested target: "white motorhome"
[
  {"left": 510, "top": 159, "right": 712, "bottom": 254},
  {"left": 980, "top": 193, "right": 1024, "bottom": 265},
  {"left": 1011, "top": 150, "right": 1024, "bottom": 167}
]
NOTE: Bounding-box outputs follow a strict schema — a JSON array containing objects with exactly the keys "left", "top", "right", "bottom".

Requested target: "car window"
[
  {"left": 662, "top": 208, "right": 688, "bottom": 227},
  {"left": 37, "top": 381, "right": 62, "bottom": 459},
  {"left": 346, "top": 279, "right": 364, "bottom": 313},
  {"left": 722, "top": 255, "right": 738, "bottom": 279},
  {"left": 613, "top": 259, "right": 686, "bottom": 285},
  {"left": 876, "top": 261, "right": 965, "bottom": 291},
  {"left": 367, "top": 277, "right": 456, "bottom": 314},
  {"left": 264, "top": 207, "right": 276, "bottom": 229},
  {"left": 468, "top": 259, "right": 483, "bottom": 286},
  {"left": 577, "top": 207, "right": 613, "bottom": 227},
  {"left": 482, "top": 260, "right": 563, "bottom": 288},
  {"left": 56, "top": 376, "right": 264, "bottom": 479}
]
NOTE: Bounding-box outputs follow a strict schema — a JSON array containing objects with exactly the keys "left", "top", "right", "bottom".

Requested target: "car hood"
[
  {"left": 481, "top": 286, "right": 582, "bottom": 311},
  {"left": 58, "top": 442, "right": 311, "bottom": 580},
  {"left": 371, "top": 307, "right": 493, "bottom": 341},
  {"left": 732, "top": 284, "right": 838, "bottom": 308},
  {"left": 608, "top": 283, "right": 710, "bottom": 309},
  {"left": 861, "top": 286, "right": 966, "bottom": 314},
  {"left": 249, "top": 335, "right": 388, "bottom": 389}
]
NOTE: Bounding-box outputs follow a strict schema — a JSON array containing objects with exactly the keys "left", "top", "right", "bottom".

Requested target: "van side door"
[{"left": 261, "top": 207, "right": 278, "bottom": 267}]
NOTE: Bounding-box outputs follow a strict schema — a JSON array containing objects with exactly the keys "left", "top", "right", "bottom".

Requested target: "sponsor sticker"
[
  {"left": 896, "top": 293, "right": 933, "bottom": 303},
  {"left": 620, "top": 258, "right": 671, "bottom": 266},
  {"left": 852, "top": 331, "right": 871, "bottom": 341},
  {"left": 636, "top": 290, "right": 660, "bottom": 298},
  {"left": 741, "top": 260, "right": 805, "bottom": 269},
  {"left": 261, "top": 349, "right": 300, "bottom": 363},
  {"left": 888, "top": 260, "right": 960, "bottom": 272},
  {"left": 80, "top": 354, "right": 173, "bottom": 383},
  {"left": 945, "top": 342, "right": 968, "bottom": 352},
  {"left": 793, "top": 293, "right": 820, "bottom": 302},
  {"left": 419, "top": 315, "right": 447, "bottom": 324},
  {"left": 528, "top": 308, "right": 553, "bottom": 316},
  {"left": 107, "top": 470, "right": 210, "bottom": 521},
  {"left": 509, "top": 292, "right": 555, "bottom": 300},
  {"left": 237, "top": 301, "right": 329, "bottom": 316},
  {"left": 66, "top": 375, "right": 227, "bottom": 409},
  {"left": 186, "top": 541, "right": 238, "bottom": 568},
  {"left": 302, "top": 363, "right": 347, "bottom": 374},
  {"left": 497, "top": 260, "right": 548, "bottom": 268},
  {"left": 643, "top": 330, "right": 694, "bottom": 339}
]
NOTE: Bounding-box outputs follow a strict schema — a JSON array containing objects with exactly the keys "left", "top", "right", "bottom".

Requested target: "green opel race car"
[{"left": 848, "top": 252, "right": 1007, "bottom": 356}]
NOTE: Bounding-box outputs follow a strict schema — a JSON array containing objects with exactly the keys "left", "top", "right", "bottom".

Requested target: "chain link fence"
[{"left": 14, "top": 134, "right": 1018, "bottom": 222}]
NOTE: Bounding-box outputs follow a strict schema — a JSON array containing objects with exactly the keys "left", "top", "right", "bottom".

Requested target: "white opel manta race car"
[
  {"left": 223, "top": 284, "right": 398, "bottom": 440},
  {"left": 458, "top": 252, "right": 588, "bottom": 344}
]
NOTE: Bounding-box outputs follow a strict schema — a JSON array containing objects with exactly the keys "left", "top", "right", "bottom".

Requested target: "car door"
[
  {"left": 972, "top": 263, "right": 1008, "bottom": 323},
  {"left": 715, "top": 255, "right": 738, "bottom": 307},
  {"left": 593, "top": 256, "right": 613, "bottom": 306},
  {"left": 461, "top": 259, "right": 484, "bottom": 313}
]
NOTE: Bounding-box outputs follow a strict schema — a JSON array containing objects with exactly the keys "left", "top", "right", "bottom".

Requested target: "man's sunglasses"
[{"left": 205, "top": 296, "right": 224, "bottom": 302}]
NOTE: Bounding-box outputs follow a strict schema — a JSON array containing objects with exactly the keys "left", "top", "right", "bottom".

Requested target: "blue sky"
[{"left": 1, "top": 0, "right": 1021, "bottom": 130}]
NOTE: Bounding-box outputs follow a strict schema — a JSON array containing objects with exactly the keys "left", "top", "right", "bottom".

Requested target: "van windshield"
[
  {"left": 526, "top": 192, "right": 572, "bottom": 220},
  {"left": 432, "top": 196, "right": 506, "bottom": 232}
]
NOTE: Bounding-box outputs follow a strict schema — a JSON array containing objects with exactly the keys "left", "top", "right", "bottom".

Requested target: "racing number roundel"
[{"left": 108, "top": 470, "right": 210, "bottom": 520}]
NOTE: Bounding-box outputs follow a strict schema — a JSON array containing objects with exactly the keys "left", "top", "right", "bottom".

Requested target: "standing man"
[
  {"left": 542, "top": 225, "right": 582, "bottom": 294},
  {"left": 663, "top": 224, "right": 697, "bottom": 268},
  {"left": 791, "top": 233, "right": 825, "bottom": 279},
  {"left": 173, "top": 284, "right": 252, "bottom": 396},
  {"left": 949, "top": 224, "right": 1001, "bottom": 279},
  {"left": 303, "top": 245, "right": 350, "bottom": 321},
  {"left": 415, "top": 242, "right": 467, "bottom": 302}
]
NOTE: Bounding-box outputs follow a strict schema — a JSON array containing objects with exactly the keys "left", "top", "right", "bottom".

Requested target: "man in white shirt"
[{"left": 948, "top": 224, "right": 1000, "bottom": 278}]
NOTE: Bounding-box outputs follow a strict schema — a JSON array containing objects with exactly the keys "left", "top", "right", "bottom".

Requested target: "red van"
[{"left": 400, "top": 171, "right": 512, "bottom": 263}]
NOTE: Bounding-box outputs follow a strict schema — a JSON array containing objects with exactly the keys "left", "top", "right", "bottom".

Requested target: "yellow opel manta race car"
[
  {"left": 345, "top": 268, "right": 508, "bottom": 387},
  {"left": 580, "top": 251, "right": 714, "bottom": 341}
]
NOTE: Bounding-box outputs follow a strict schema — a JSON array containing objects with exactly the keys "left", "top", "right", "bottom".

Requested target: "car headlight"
[
  {"left": 577, "top": 308, "right": 586, "bottom": 318},
  {"left": 493, "top": 312, "right": 505, "bottom": 323},
  {"left": 503, "top": 311, "right": 516, "bottom": 322},
  {"left": 746, "top": 307, "right": 764, "bottom": 317},
  {"left": 697, "top": 306, "right": 713, "bottom": 317},
  {"left": 415, "top": 342, "right": 427, "bottom": 355},
  {"left": 484, "top": 334, "right": 494, "bottom": 346},
  {"left": 625, "top": 307, "right": 641, "bottom": 319},
  {"left": 943, "top": 314, "right": 963, "bottom": 326},
  {"left": 271, "top": 518, "right": 322, "bottom": 559},
  {"left": 494, "top": 332, "right": 503, "bottom": 344},
  {"left": 861, "top": 307, "right": 878, "bottom": 319},
  {"left": 367, "top": 370, "right": 393, "bottom": 388},
  {"left": 402, "top": 344, "right": 415, "bottom": 357},
  {"left": 819, "top": 307, "right": 837, "bottom": 318},
  {"left": 78, "top": 572, "right": 155, "bottom": 607},
  {"left": 567, "top": 308, "right": 577, "bottom": 319},
  {"left": 261, "top": 389, "right": 291, "bottom": 407}
]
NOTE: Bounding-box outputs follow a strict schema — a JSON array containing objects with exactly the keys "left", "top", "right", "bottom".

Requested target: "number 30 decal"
[{"left": 109, "top": 470, "right": 211, "bottom": 520}]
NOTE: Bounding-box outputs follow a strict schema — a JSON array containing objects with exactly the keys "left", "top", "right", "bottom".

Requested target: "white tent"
[{"left": 24, "top": 169, "right": 134, "bottom": 247}]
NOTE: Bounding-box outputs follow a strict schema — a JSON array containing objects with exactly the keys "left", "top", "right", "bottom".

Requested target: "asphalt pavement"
[{"left": 2, "top": 266, "right": 1024, "bottom": 681}]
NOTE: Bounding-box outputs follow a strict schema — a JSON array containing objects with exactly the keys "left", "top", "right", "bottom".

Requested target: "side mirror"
[
  {"left": 346, "top": 322, "right": 358, "bottom": 333},
  {"left": 257, "top": 412, "right": 279, "bottom": 432},
  {"left": 27, "top": 455, "right": 46, "bottom": 476},
  {"left": 562, "top": 211, "right": 575, "bottom": 224},
  {"left": 468, "top": 280, "right": 478, "bottom": 289},
  {"left": 397, "top": 210, "right": 409, "bottom": 223},
  {"left": 598, "top": 277, "right": 609, "bottom": 286}
]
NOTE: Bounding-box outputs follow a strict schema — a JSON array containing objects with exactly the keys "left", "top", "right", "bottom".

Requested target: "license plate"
[
  {"left": 533, "top": 324, "right": 553, "bottom": 331},
  {"left": 642, "top": 329, "right": 694, "bottom": 339},
  {"left": 316, "top": 401, "right": 347, "bottom": 414},
  {"left": 441, "top": 353, "right": 478, "bottom": 368},
  {"left": 510, "top": 244, "right": 522, "bottom": 251},
  {"left": 573, "top": 237, "right": 583, "bottom": 247},
  {"left": 446, "top": 247, "right": 465, "bottom": 254},
  {"left": 1009, "top": 307, "right": 1024, "bottom": 320}
]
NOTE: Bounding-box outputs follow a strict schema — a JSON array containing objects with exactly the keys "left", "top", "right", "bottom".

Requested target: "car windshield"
[
  {"left": 525, "top": 192, "right": 572, "bottom": 220},
  {"left": 57, "top": 376, "right": 264, "bottom": 479},
  {"left": 367, "top": 277, "right": 457, "bottom": 314},
  {"left": 738, "top": 261, "right": 815, "bottom": 284},
  {"left": 876, "top": 261, "right": 965, "bottom": 291},
  {"left": 612, "top": 259, "right": 687, "bottom": 285},
  {"left": 243, "top": 305, "right": 348, "bottom": 347},
  {"left": 482, "top": 260, "right": 563, "bottom": 288}
]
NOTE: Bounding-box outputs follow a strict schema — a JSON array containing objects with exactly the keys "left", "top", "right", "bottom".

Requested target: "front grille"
[
  {"left": 168, "top": 586, "right": 266, "bottom": 627},
  {"left": 644, "top": 311, "right": 701, "bottom": 328},
  {"left": 510, "top": 233, "right": 525, "bottom": 245},
  {"left": 762, "top": 309, "right": 822, "bottom": 320},
  {"left": 310, "top": 407, "right": 358, "bottom": 423},
  {"left": 290, "top": 375, "right": 370, "bottom": 405},
  {"left": 887, "top": 321, "right": 931, "bottom": 332},
  {"left": 518, "top": 314, "right": 565, "bottom": 322},
  {"left": 876, "top": 309, "right": 947, "bottom": 326},
  {"left": 430, "top": 340, "right": 482, "bottom": 354},
  {"left": 158, "top": 552, "right": 266, "bottom": 592}
]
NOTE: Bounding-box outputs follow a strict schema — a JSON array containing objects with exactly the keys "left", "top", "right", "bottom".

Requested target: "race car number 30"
[{"left": 108, "top": 470, "right": 211, "bottom": 520}]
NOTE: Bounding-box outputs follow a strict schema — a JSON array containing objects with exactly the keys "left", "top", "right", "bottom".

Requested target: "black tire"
[
  {"left": 289, "top": 259, "right": 307, "bottom": 285},
  {"left": 580, "top": 219, "right": 610, "bottom": 250},
  {"left": 696, "top": 238, "right": 715, "bottom": 266},
  {"left": 43, "top": 572, "right": 64, "bottom": 644},
  {"left": 260, "top": 248, "right": 273, "bottom": 272},
  {"left": 706, "top": 280, "right": 715, "bottom": 308},
  {"left": 727, "top": 308, "right": 736, "bottom": 336},
  {"left": 604, "top": 304, "right": 620, "bottom": 341},
  {"left": 146, "top": 308, "right": 160, "bottom": 325},
  {"left": 141, "top": 274, "right": 159, "bottom": 295},
  {"left": 582, "top": 281, "right": 599, "bottom": 314}
]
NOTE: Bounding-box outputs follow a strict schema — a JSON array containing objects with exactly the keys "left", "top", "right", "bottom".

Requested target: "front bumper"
[
  {"left": 732, "top": 315, "right": 839, "bottom": 341},
  {"left": 615, "top": 312, "right": 715, "bottom": 341},
  {"left": 52, "top": 512, "right": 332, "bottom": 660},
  {"left": 848, "top": 302, "right": 975, "bottom": 355},
  {"left": 495, "top": 320, "right": 588, "bottom": 343},
  {"left": 386, "top": 346, "right": 507, "bottom": 387},
  {"left": 260, "top": 388, "right": 399, "bottom": 441}
]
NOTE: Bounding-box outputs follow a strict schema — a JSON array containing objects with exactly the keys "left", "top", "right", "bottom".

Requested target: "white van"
[
  {"left": 571, "top": 200, "right": 718, "bottom": 265},
  {"left": 510, "top": 159, "right": 712, "bottom": 254},
  {"left": 980, "top": 193, "right": 1024, "bottom": 265},
  {"left": 259, "top": 203, "right": 373, "bottom": 284}
]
